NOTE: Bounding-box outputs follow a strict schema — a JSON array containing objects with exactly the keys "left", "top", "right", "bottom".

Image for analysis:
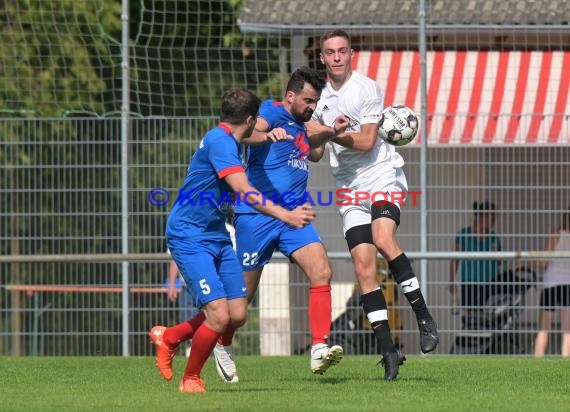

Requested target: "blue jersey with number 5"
[
  {"left": 166, "top": 123, "right": 247, "bottom": 307},
  {"left": 166, "top": 123, "right": 244, "bottom": 240}
]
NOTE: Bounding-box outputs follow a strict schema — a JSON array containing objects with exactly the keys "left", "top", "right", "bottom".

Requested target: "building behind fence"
[{"left": 1, "top": 0, "right": 569, "bottom": 357}]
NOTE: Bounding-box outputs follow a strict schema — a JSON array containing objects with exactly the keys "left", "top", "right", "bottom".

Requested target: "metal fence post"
[
  {"left": 418, "top": 0, "right": 429, "bottom": 299},
  {"left": 121, "top": 0, "right": 131, "bottom": 357}
]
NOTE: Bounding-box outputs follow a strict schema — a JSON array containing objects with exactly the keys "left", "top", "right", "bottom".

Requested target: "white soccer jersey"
[{"left": 313, "top": 71, "right": 404, "bottom": 190}]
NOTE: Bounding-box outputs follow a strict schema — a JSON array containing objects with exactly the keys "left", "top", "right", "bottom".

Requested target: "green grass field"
[{"left": 1, "top": 355, "right": 569, "bottom": 412}]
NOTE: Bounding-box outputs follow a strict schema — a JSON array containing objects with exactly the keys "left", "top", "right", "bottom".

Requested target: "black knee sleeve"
[
  {"left": 345, "top": 224, "right": 373, "bottom": 251},
  {"left": 371, "top": 202, "right": 400, "bottom": 226}
]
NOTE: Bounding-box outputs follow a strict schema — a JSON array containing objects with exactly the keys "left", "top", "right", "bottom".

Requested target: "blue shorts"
[
  {"left": 234, "top": 213, "right": 322, "bottom": 271},
  {"left": 167, "top": 237, "right": 246, "bottom": 308}
]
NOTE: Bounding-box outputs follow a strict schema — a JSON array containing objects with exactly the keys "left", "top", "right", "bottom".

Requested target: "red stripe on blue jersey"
[
  {"left": 166, "top": 125, "right": 243, "bottom": 239},
  {"left": 218, "top": 165, "right": 244, "bottom": 179}
]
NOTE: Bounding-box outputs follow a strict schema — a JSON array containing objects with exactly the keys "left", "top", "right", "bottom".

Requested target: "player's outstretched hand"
[
  {"left": 266, "top": 127, "right": 294, "bottom": 142},
  {"left": 286, "top": 203, "right": 316, "bottom": 228},
  {"left": 333, "top": 115, "right": 350, "bottom": 135}
]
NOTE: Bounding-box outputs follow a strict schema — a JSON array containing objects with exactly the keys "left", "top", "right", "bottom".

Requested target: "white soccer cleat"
[
  {"left": 310, "top": 343, "right": 343, "bottom": 375},
  {"left": 213, "top": 343, "right": 239, "bottom": 383}
]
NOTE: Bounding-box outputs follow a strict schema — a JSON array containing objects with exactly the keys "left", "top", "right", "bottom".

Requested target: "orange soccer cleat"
[
  {"left": 149, "top": 325, "right": 177, "bottom": 381},
  {"left": 178, "top": 376, "right": 206, "bottom": 393}
]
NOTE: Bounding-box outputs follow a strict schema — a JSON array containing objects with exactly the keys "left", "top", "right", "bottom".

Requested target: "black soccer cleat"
[
  {"left": 418, "top": 318, "right": 439, "bottom": 354},
  {"left": 379, "top": 350, "right": 406, "bottom": 381}
]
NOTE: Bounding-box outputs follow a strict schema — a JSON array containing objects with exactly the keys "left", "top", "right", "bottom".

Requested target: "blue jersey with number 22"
[{"left": 237, "top": 99, "right": 310, "bottom": 213}]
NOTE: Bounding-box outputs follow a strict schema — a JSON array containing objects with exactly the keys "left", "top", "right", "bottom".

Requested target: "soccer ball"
[{"left": 378, "top": 105, "right": 419, "bottom": 146}]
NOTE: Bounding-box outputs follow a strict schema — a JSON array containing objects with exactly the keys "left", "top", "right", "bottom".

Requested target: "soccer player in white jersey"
[{"left": 309, "top": 29, "right": 439, "bottom": 381}]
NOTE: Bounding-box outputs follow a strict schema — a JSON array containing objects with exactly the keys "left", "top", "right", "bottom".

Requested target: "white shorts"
[{"left": 338, "top": 166, "right": 408, "bottom": 235}]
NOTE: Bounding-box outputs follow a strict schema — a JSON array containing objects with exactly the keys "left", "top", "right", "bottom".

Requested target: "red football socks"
[
  {"left": 163, "top": 311, "right": 206, "bottom": 346},
  {"left": 183, "top": 323, "right": 220, "bottom": 378},
  {"left": 309, "top": 284, "right": 332, "bottom": 345},
  {"left": 218, "top": 325, "right": 236, "bottom": 346}
]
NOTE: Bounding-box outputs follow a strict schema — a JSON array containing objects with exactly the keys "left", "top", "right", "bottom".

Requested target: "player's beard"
[
  {"left": 301, "top": 109, "right": 314, "bottom": 122},
  {"left": 293, "top": 107, "right": 314, "bottom": 123}
]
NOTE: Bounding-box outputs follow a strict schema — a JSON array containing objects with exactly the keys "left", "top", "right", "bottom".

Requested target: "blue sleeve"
[
  {"left": 259, "top": 99, "right": 278, "bottom": 128},
  {"left": 207, "top": 135, "right": 244, "bottom": 178}
]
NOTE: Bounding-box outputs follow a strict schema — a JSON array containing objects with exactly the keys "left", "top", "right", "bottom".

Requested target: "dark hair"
[
  {"left": 319, "top": 29, "right": 351, "bottom": 51},
  {"left": 285, "top": 66, "right": 326, "bottom": 95},
  {"left": 220, "top": 88, "right": 261, "bottom": 124},
  {"left": 473, "top": 201, "right": 496, "bottom": 213}
]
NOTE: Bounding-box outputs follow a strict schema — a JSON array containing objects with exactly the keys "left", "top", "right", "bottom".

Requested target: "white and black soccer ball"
[{"left": 378, "top": 105, "right": 419, "bottom": 146}]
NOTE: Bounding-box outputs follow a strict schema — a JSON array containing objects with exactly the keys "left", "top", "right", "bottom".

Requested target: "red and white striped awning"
[{"left": 352, "top": 51, "right": 570, "bottom": 145}]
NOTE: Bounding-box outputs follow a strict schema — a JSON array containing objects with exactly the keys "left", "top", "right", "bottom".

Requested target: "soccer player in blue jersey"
[
  {"left": 212, "top": 67, "right": 350, "bottom": 382},
  {"left": 149, "top": 88, "right": 316, "bottom": 393}
]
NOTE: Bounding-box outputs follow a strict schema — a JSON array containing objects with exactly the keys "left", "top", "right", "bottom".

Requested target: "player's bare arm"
[
  {"left": 306, "top": 115, "right": 350, "bottom": 162},
  {"left": 246, "top": 117, "right": 293, "bottom": 146},
  {"left": 166, "top": 261, "right": 180, "bottom": 302},
  {"left": 331, "top": 122, "right": 378, "bottom": 152},
  {"left": 224, "top": 172, "right": 315, "bottom": 228},
  {"left": 307, "top": 115, "right": 350, "bottom": 147}
]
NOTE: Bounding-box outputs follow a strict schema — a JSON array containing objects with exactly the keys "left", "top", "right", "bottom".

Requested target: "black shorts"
[{"left": 539, "top": 285, "right": 570, "bottom": 310}]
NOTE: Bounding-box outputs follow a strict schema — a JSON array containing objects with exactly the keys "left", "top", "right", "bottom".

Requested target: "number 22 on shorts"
[{"left": 242, "top": 252, "right": 259, "bottom": 267}]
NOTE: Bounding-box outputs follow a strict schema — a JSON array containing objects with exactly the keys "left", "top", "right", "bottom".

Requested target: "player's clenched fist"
[{"left": 332, "top": 114, "right": 350, "bottom": 135}]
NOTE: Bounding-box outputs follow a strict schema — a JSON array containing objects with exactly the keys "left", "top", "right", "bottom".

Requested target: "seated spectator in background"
[
  {"left": 449, "top": 201, "right": 502, "bottom": 316},
  {"left": 534, "top": 207, "right": 570, "bottom": 357}
]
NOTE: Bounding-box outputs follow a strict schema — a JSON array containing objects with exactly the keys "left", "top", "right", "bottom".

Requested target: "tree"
[
  {"left": 0, "top": 0, "right": 121, "bottom": 117},
  {"left": 0, "top": 0, "right": 122, "bottom": 355},
  {"left": 129, "top": 0, "right": 281, "bottom": 116}
]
